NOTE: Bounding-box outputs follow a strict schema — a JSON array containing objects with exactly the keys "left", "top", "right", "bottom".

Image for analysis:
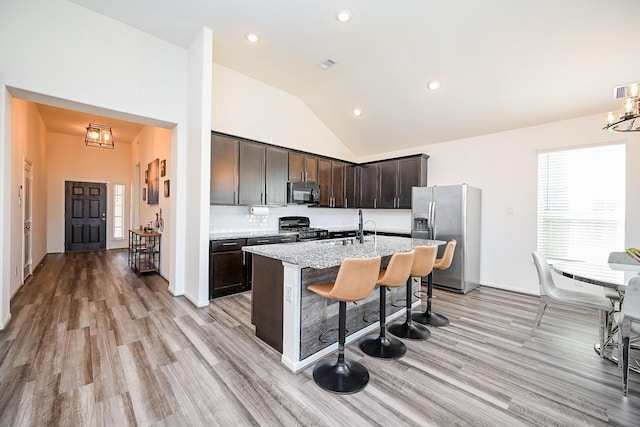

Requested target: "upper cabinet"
[
  {"left": 210, "top": 134, "right": 239, "bottom": 205},
  {"left": 265, "top": 146, "right": 289, "bottom": 205},
  {"left": 289, "top": 152, "right": 318, "bottom": 183},
  {"left": 238, "top": 141, "right": 265, "bottom": 205},
  {"left": 358, "top": 154, "right": 428, "bottom": 209},
  {"left": 359, "top": 163, "right": 379, "bottom": 208},
  {"left": 211, "top": 132, "right": 288, "bottom": 206},
  {"left": 239, "top": 141, "right": 288, "bottom": 206},
  {"left": 211, "top": 131, "right": 428, "bottom": 209},
  {"left": 318, "top": 158, "right": 351, "bottom": 207}
]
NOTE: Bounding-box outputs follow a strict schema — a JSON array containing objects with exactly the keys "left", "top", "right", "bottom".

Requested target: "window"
[
  {"left": 113, "top": 184, "right": 125, "bottom": 239},
  {"left": 537, "top": 144, "right": 625, "bottom": 262}
]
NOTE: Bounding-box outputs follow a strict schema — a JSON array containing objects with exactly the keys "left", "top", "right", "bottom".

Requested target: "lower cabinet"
[
  {"left": 209, "top": 239, "right": 248, "bottom": 299},
  {"left": 209, "top": 234, "right": 297, "bottom": 300}
]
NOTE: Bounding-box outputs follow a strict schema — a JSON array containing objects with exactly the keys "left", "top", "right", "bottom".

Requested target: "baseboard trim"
[
  {"left": 0, "top": 313, "right": 11, "bottom": 330},
  {"left": 184, "top": 291, "right": 210, "bottom": 308}
]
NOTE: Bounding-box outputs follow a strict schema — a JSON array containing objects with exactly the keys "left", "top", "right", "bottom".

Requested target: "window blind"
[{"left": 537, "top": 144, "right": 625, "bottom": 262}]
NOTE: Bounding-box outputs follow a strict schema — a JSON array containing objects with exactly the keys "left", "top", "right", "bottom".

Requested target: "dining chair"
[
  {"left": 619, "top": 277, "right": 640, "bottom": 396},
  {"left": 531, "top": 251, "right": 613, "bottom": 357}
]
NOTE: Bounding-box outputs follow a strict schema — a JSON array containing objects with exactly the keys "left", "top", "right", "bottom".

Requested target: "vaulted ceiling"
[{"left": 62, "top": 0, "right": 640, "bottom": 155}]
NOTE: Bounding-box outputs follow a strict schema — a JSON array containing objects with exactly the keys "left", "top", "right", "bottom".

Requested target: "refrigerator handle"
[{"left": 429, "top": 201, "right": 436, "bottom": 239}]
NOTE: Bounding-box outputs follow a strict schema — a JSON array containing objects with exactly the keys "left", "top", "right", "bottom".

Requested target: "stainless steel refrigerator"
[{"left": 411, "top": 184, "right": 481, "bottom": 293}]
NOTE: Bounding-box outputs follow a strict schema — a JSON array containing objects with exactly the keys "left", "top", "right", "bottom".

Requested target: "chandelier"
[
  {"left": 85, "top": 123, "right": 115, "bottom": 148},
  {"left": 604, "top": 83, "right": 640, "bottom": 132}
]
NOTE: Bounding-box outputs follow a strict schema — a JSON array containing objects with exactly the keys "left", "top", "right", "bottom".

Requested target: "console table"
[{"left": 128, "top": 229, "right": 161, "bottom": 274}]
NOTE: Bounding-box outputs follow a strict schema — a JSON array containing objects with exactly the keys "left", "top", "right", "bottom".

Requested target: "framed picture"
[
  {"left": 160, "top": 159, "right": 166, "bottom": 177},
  {"left": 144, "top": 170, "right": 148, "bottom": 183},
  {"left": 164, "top": 179, "right": 170, "bottom": 197},
  {"left": 142, "top": 188, "right": 146, "bottom": 201},
  {"left": 147, "top": 158, "right": 159, "bottom": 205}
]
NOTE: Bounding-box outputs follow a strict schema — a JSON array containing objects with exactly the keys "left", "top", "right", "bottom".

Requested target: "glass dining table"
[{"left": 551, "top": 256, "right": 640, "bottom": 372}]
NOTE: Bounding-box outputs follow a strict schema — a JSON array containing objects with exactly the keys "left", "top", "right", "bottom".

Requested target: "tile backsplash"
[{"left": 209, "top": 205, "right": 411, "bottom": 234}]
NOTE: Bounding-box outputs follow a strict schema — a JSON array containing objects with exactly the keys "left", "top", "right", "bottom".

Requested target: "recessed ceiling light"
[
  {"left": 246, "top": 33, "right": 259, "bottom": 43},
  {"left": 428, "top": 80, "right": 441, "bottom": 91},
  {"left": 337, "top": 10, "right": 352, "bottom": 23},
  {"left": 352, "top": 108, "right": 362, "bottom": 116}
]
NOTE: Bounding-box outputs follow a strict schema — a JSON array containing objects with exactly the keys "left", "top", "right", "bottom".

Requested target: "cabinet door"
[
  {"left": 305, "top": 155, "right": 318, "bottom": 183},
  {"left": 210, "top": 134, "right": 239, "bottom": 205},
  {"left": 359, "top": 163, "right": 379, "bottom": 208},
  {"left": 331, "top": 161, "right": 345, "bottom": 208},
  {"left": 265, "top": 146, "right": 288, "bottom": 205},
  {"left": 239, "top": 141, "right": 265, "bottom": 205},
  {"left": 378, "top": 160, "right": 398, "bottom": 209},
  {"left": 318, "top": 158, "right": 332, "bottom": 206},
  {"left": 289, "top": 152, "right": 304, "bottom": 182},
  {"left": 344, "top": 163, "right": 357, "bottom": 208},
  {"left": 397, "top": 157, "right": 427, "bottom": 208}
]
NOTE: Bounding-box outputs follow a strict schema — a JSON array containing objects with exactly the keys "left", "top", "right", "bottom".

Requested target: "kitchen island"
[{"left": 243, "top": 235, "right": 444, "bottom": 372}]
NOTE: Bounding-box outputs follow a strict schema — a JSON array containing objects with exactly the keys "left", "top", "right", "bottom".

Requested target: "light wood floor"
[{"left": 1, "top": 250, "right": 639, "bottom": 426}]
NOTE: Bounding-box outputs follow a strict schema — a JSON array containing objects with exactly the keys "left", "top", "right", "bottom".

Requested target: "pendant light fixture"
[
  {"left": 604, "top": 82, "right": 640, "bottom": 132},
  {"left": 85, "top": 123, "right": 115, "bottom": 148}
]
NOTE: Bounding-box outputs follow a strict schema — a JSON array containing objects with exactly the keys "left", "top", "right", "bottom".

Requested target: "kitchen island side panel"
[{"left": 251, "top": 255, "right": 284, "bottom": 353}]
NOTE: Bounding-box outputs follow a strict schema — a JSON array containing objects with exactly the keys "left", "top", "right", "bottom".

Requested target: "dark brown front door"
[{"left": 65, "top": 181, "right": 107, "bottom": 252}]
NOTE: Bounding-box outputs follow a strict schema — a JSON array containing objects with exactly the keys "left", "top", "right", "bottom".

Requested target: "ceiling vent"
[
  {"left": 613, "top": 81, "right": 640, "bottom": 100},
  {"left": 319, "top": 59, "right": 337, "bottom": 70}
]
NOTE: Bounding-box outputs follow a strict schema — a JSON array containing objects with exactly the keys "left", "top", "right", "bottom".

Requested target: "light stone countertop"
[
  {"left": 242, "top": 235, "right": 445, "bottom": 269},
  {"left": 209, "top": 230, "right": 297, "bottom": 240}
]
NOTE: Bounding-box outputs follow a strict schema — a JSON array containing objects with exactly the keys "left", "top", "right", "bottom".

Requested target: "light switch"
[{"left": 285, "top": 284, "right": 293, "bottom": 302}]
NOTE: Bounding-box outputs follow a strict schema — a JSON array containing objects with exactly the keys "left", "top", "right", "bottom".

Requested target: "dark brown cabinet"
[
  {"left": 289, "top": 152, "right": 318, "bottom": 183},
  {"left": 239, "top": 141, "right": 265, "bottom": 205},
  {"left": 265, "top": 146, "right": 288, "bottom": 205},
  {"left": 358, "top": 155, "right": 428, "bottom": 209},
  {"left": 238, "top": 141, "right": 288, "bottom": 206},
  {"left": 319, "top": 158, "right": 349, "bottom": 207},
  {"left": 359, "top": 163, "right": 380, "bottom": 208},
  {"left": 209, "top": 239, "right": 247, "bottom": 299},
  {"left": 211, "top": 131, "right": 428, "bottom": 209},
  {"left": 344, "top": 163, "right": 357, "bottom": 208},
  {"left": 210, "top": 134, "right": 239, "bottom": 205}
]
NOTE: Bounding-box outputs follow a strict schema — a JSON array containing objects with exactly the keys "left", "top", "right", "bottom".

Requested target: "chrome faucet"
[
  {"left": 363, "top": 220, "right": 377, "bottom": 242},
  {"left": 358, "top": 209, "right": 377, "bottom": 244}
]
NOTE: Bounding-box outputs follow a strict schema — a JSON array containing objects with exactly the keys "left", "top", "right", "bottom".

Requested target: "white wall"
[
  {"left": 9, "top": 99, "right": 48, "bottom": 298},
  {"left": 357, "top": 114, "right": 640, "bottom": 294},
  {"left": 0, "top": 0, "right": 208, "bottom": 328},
  {"left": 46, "top": 131, "right": 131, "bottom": 252},
  {"left": 130, "top": 126, "right": 173, "bottom": 282},
  {"left": 212, "top": 64, "right": 355, "bottom": 161}
]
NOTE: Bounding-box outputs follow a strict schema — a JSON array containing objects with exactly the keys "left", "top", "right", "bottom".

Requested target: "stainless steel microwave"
[{"left": 287, "top": 181, "right": 320, "bottom": 205}]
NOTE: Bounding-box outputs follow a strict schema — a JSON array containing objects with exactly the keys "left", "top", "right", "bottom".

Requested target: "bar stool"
[
  {"left": 307, "top": 256, "right": 381, "bottom": 394},
  {"left": 359, "top": 251, "right": 414, "bottom": 359},
  {"left": 388, "top": 245, "right": 438, "bottom": 340},
  {"left": 412, "top": 240, "right": 456, "bottom": 327}
]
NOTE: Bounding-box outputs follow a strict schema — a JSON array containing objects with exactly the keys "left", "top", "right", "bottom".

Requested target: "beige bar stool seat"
[
  {"left": 412, "top": 240, "right": 456, "bottom": 327},
  {"left": 388, "top": 245, "right": 438, "bottom": 340},
  {"left": 359, "top": 251, "right": 414, "bottom": 359},
  {"left": 307, "top": 256, "right": 381, "bottom": 394}
]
